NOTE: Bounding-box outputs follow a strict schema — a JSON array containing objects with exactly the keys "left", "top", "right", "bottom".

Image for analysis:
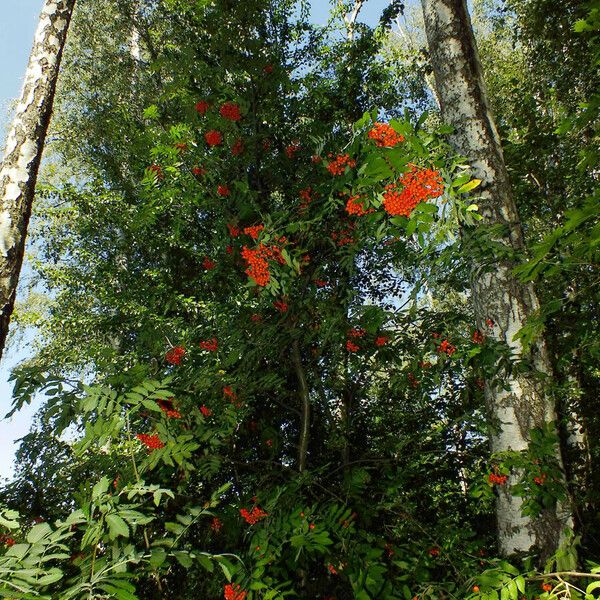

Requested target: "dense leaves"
[{"left": 1, "top": 0, "right": 600, "bottom": 598}]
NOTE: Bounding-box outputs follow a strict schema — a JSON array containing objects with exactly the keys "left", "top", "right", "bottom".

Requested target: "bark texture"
[
  {"left": 0, "top": 0, "right": 76, "bottom": 360},
  {"left": 421, "top": 0, "right": 571, "bottom": 556}
]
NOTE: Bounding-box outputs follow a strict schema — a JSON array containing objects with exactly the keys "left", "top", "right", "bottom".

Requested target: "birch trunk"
[
  {"left": 0, "top": 0, "right": 76, "bottom": 360},
  {"left": 420, "top": 0, "right": 571, "bottom": 556}
]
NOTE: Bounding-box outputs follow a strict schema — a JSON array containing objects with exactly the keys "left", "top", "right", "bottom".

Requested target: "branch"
[
  {"left": 338, "top": 0, "right": 365, "bottom": 40},
  {"left": 292, "top": 339, "right": 310, "bottom": 473}
]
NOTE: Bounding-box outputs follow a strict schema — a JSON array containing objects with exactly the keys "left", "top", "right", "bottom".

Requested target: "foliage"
[{"left": 0, "top": 0, "right": 599, "bottom": 598}]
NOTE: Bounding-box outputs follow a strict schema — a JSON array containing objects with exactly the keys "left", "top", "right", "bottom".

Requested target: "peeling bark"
[
  {"left": 420, "top": 0, "right": 571, "bottom": 556},
  {"left": 0, "top": 0, "right": 76, "bottom": 360}
]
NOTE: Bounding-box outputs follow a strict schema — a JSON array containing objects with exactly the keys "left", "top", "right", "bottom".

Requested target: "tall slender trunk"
[
  {"left": 420, "top": 0, "right": 571, "bottom": 556},
  {"left": 0, "top": 0, "right": 76, "bottom": 360}
]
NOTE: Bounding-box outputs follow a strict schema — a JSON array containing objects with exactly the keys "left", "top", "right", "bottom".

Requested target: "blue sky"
[
  {"left": 0, "top": 0, "right": 398, "bottom": 480},
  {"left": 0, "top": 1, "right": 45, "bottom": 482}
]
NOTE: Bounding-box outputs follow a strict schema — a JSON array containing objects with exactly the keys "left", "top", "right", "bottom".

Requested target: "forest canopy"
[{"left": 0, "top": 0, "right": 599, "bottom": 599}]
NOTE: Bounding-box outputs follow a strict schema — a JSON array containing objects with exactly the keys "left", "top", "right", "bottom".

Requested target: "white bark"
[
  {"left": 338, "top": 0, "right": 365, "bottom": 41},
  {"left": 0, "top": 0, "right": 76, "bottom": 360},
  {"left": 420, "top": 0, "right": 571, "bottom": 557}
]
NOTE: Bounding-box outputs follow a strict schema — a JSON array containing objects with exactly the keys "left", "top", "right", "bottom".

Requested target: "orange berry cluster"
[
  {"left": 244, "top": 224, "right": 264, "bottom": 240},
  {"left": 241, "top": 242, "right": 285, "bottom": 287},
  {"left": 157, "top": 398, "right": 181, "bottom": 419},
  {"left": 383, "top": 166, "right": 443, "bottom": 216},
  {"left": 367, "top": 122, "right": 405, "bottom": 147},
  {"left": 345, "top": 194, "right": 372, "bottom": 216},
  {"left": 326, "top": 153, "right": 356, "bottom": 176}
]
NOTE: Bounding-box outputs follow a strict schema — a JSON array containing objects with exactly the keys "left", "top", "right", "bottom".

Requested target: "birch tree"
[
  {"left": 420, "top": 0, "right": 572, "bottom": 556},
  {"left": 0, "top": 0, "right": 76, "bottom": 360}
]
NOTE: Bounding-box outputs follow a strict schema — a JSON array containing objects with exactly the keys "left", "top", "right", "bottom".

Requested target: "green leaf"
[
  {"left": 173, "top": 551, "right": 193, "bottom": 568},
  {"left": 106, "top": 513, "right": 130, "bottom": 539},
  {"left": 457, "top": 179, "right": 481, "bottom": 193},
  {"left": 149, "top": 548, "right": 167, "bottom": 568},
  {"left": 197, "top": 553, "right": 214, "bottom": 573},
  {"left": 92, "top": 477, "right": 110, "bottom": 500},
  {"left": 36, "top": 569, "right": 63, "bottom": 586},
  {"left": 26, "top": 523, "right": 52, "bottom": 544},
  {"left": 144, "top": 105, "right": 160, "bottom": 119}
]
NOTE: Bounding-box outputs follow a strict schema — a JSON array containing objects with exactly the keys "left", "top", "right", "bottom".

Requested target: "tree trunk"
[
  {"left": 0, "top": 0, "right": 76, "bottom": 360},
  {"left": 420, "top": 0, "right": 571, "bottom": 556}
]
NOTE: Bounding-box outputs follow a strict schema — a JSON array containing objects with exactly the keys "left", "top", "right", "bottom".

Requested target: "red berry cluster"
[
  {"left": 195, "top": 100, "right": 210, "bottom": 115},
  {"left": 227, "top": 223, "right": 241, "bottom": 237},
  {"left": 0, "top": 535, "right": 15, "bottom": 547},
  {"left": 205, "top": 130, "right": 223, "bottom": 146},
  {"left": 240, "top": 506, "right": 268, "bottom": 524},
  {"left": 165, "top": 346, "right": 186, "bottom": 365},
  {"left": 231, "top": 138, "right": 244, "bottom": 156},
  {"left": 200, "top": 338, "right": 218, "bottom": 352},
  {"left": 437, "top": 339, "right": 456, "bottom": 356},
  {"left": 219, "top": 102, "right": 242, "bottom": 122},
  {"left": 285, "top": 141, "right": 301, "bottom": 158},
  {"left": 299, "top": 187, "right": 314, "bottom": 211},
  {"left": 331, "top": 222, "right": 356, "bottom": 246},
  {"left": 147, "top": 164, "right": 164, "bottom": 179},
  {"left": 472, "top": 329, "right": 484, "bottom": 344},
  {"left": 203, "top": 256, "right": 216, "bottom": 270},
  {"left": 223, "top": 386, "right": 237, "bottom": 401},
  {"left": 224, "top": 583, "right": 247, "bottom": 600},
  {"left": 273, "top": 299, "right": 288, "bottom": 313},
  {"left": 346, "top": 340, "right": 360, "bottom": 352},
  {"left": 488, "top": 473, "right": 508, "bottom": 485},
  {"left": 367, "top": 122, "right": 405, "bottom": 147},
  {"left": 136, "top": 433, "right": 165, "bottom": 450}
]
